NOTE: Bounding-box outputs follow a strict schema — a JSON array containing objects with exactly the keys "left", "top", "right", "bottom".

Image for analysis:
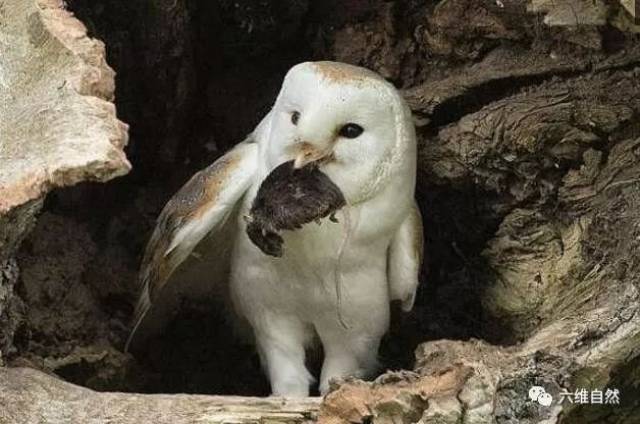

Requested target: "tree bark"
[
  {"left": 0, "top": 367, "right": 320, "bottom": 424},
  {"left": 0, "top": 0, "right": 129, "bottom": 363},
  {"left": 1, "top": 0, "right": 640, "bottom": 423}
]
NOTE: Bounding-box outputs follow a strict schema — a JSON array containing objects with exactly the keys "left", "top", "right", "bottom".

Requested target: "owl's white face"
[{"left": 261, "top": 61, "right": 415, "bottom": 205}]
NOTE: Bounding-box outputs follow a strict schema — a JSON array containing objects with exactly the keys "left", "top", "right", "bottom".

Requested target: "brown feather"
[
  {"left": 125, "top": 150, "right": 244, "bottom": 352},
  {"left": 312, "top": 61, "right": 383, "bottom": 85}
]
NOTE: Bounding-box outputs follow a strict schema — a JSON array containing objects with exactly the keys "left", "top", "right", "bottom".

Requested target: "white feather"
[
  {"left": 388, "top": 202, "right": 424, "bottom": 312},
  {"left": 133, "top": 62, "right": 422, "bottom": 396},
  {"left": 229, "top": 62, "right": 420, "bottom": 396}
]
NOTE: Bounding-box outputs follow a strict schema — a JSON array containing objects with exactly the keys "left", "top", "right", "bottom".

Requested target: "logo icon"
[{"left": 529, "top": 386, "right": 553, "bottom": 406}]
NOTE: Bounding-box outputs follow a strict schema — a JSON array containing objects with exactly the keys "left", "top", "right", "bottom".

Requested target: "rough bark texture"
[
  {"left": 0, "top": 0, "right": 129, "bottom": 365},
  {"left": 1, "top": 0, "right": 640, "bottom": 423},
  {"left": 0, "top": 0, "right": 130, "bottom": 212},
  {"left": 0, "top": 367, "right": 320, "bottom": 424}
]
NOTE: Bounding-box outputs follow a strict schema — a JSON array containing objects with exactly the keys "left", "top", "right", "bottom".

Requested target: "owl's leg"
[
  {"left": 254, "top": 316, "right": 314, "bottom": 397},
  {"left": 316, "top": 327, "right": 383, "bottom": 395}
]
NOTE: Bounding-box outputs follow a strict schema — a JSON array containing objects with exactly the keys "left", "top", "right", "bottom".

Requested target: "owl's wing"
[
  {"left": 125, "top": 139, "right": 258, "bottom": 352},
  {"left": 387, "top": 202, "right": 424, "bottom": 311}
]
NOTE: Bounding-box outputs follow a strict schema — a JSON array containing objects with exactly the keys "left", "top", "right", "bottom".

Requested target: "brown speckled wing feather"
[{"left": 125, "top": 141, "right": 257, "bottom": 351}]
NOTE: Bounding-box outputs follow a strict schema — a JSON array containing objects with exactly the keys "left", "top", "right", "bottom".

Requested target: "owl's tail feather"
[
  {"left": 124, "top": 285, "right": 151, "bottom": 353},
  {"left": 334, "top": 205, "right": 352, "bottom": 329}
]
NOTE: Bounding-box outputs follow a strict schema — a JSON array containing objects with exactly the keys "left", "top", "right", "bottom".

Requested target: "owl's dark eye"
[
  {"left": 291, "top": 111, "right": 300, "bottom": 125},
  {"left": 338, "top": 123, "right": 364, "bottom": 139}
]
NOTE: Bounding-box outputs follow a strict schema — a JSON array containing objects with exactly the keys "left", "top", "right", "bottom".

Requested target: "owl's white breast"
[{"left": 228, "top": 173, "right": 412, "bottom": 328}]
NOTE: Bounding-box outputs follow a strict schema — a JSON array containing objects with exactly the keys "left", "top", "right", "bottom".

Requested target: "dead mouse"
[{"left": 244, "top": 160, "right": 346, "bottom": 257}]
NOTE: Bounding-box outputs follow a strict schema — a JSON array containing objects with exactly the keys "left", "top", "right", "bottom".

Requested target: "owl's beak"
[{"left": 293, "top": 142, "right": 333, "bottom": 169}]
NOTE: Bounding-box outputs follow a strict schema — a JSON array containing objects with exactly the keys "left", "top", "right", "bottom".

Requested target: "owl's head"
[{"left": 261, "top": 61, "right": 416, "bottom": 205}]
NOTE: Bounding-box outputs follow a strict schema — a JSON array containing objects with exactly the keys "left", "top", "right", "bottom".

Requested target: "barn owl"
[{"left": 126, "top": 61, "right": 423, "bottom": 397}]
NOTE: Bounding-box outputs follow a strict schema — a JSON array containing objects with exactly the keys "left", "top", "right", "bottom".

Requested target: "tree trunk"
[
  {"left": 1, "top": 0, "right": 639, "bottom": 423},
  {"left": 0, "top": 0, "right": 129, "bottom": 363}
]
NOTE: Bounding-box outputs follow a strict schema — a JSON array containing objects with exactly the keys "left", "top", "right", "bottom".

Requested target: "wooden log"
[
  {"left": 1, "top": 0, "right": 640, "bottom": 423},
  {"left": 0, "top": 367, "right": 321, "bottom": 424}
]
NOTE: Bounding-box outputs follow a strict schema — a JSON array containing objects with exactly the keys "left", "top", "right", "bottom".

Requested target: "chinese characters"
[{"left": 558, "top": 388, "right": 620, "bottom": 405}]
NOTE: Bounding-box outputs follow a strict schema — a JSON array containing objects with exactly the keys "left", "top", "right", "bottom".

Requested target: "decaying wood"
[
  {"left": 0, "top": 0, "right": 129, "bottom": 363},
  {"left": 0, "top": 367, "right": 320, "bottom": 424},
  {"left": 1, "top": 0, "right": 640, "bottom": 423},
  {"left": 0, "top": 0, "right": 130, "bottom": 213}
]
